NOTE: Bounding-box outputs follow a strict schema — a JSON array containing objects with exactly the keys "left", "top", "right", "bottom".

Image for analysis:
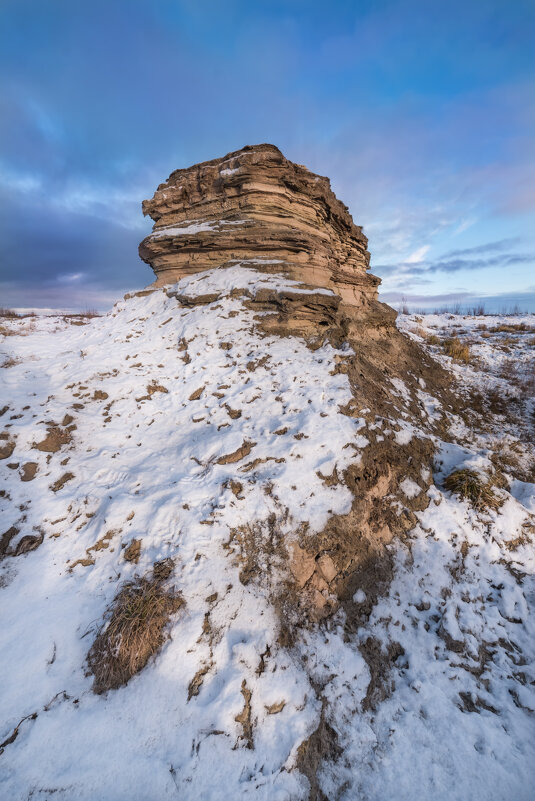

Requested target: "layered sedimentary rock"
[{"left": 139, "top": 143, "right": 380, "bottom": 308}]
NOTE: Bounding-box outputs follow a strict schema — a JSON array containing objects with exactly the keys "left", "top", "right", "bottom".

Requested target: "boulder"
[{"left": 139, "top": 143, "right": 380, "bottom": 309}]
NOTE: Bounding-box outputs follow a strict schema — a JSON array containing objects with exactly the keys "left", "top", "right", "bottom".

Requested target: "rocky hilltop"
[{"left": 139, "top": 143, "right": 380, "bottom": 309}]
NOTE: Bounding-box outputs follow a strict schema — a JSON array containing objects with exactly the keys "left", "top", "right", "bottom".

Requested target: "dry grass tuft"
[
  {"left": 409, "top": 325, "right": 427, "bottom": 339},
  {"left": 426, "top": 334, "right": 441, "bottom": 346},
  {"left": 489, "top": 322, "right": 534, "bottom": 334},
  {"left": 442, "top": 337, "right": 471, "bottom": 363},
  {"left": 1, "top": 356, "right": 21, "bottom": 368},
  {"left": 63, "top": 309, "right": 100, "bottom": 319},
  {"left": 444, "top": 469, "right": 501, "bottom": 511},
  {"left": 87, "top": 573, "right": 183, "bottom": 694}
]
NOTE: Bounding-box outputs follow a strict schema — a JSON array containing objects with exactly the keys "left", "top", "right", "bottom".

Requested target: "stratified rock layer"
[{"left": 139, "top": 143, "right": 380, "bottom": 307}]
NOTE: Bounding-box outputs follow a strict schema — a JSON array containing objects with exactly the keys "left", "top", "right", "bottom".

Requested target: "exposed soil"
[{"left": 33, "top": 424, "right": 73, "bottom": 453}]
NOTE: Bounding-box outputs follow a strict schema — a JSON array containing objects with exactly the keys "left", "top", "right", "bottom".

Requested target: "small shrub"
[
  {"left": 489, "top": 323, "right": 533, "bottom": 334},
  {"left": 87, "top": 573, "right": 183, "bottom": 694},
  {"left": 0, "top": 308, "right": 19, "bottom": 318},
  {"left": 443, "top": 337, "right": 471, "bottom": 363},
  {"left": 1, "top": 356, "right": 21, "bottom": 368},
  {"left": 426, "top": 334, "right": 441, "bottom": 346},
  {"left": 470, "top": 304, "right": 486, "bottom": 316},
  {"left": 519, "top": 359, "right": 535, "bottom": 397},
  {"left": 410, "top": 325, "right": 427, "bottom": 339},
  {"left": 443, "top": 469, "right": 501, "bottom": 511}
]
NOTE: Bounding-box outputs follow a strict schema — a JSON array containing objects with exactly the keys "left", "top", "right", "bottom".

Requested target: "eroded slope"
[{"left": 0, "top": 272, "right": 534, "bottom": 800}]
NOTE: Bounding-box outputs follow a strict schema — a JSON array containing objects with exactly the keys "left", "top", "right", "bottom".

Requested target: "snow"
[
  {"left": 1, "top": 293, "right": 534, "bottom": 799},
  {"left": 399, "top": 477, "right": 421, "bottom": 498},
  {"left": 394, "top": 426, "right": 414, "bottom": 445},
  {"left": 0, "top": 267, "right": 361, "bottom": 799},
  {"left": 510, "top": 479, "right": 535, "bottom": 513},
  {"left": 170, "top": 263, "right": 337, "bottom": 298},
  {"left": 149, "top": 219, "right": 249, "bottom": 238}
]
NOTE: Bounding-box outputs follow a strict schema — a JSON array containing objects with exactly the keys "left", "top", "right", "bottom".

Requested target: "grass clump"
[
  {"left": 443, "top": 337, "right": 471, "bottom": 363},
  {"left": 443, "top": 469, "right": 501, "bottom": 511},
  {"left": 87, "top": 572, "right": 183, "bottom": 694},
  {"left": 489, "top": 322, "right": 533, "bottom": 334}
]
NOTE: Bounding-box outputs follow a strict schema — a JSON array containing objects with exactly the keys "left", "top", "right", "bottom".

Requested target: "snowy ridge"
[{"left": 0, "top": 280, "right": 534, "bottom": 799}]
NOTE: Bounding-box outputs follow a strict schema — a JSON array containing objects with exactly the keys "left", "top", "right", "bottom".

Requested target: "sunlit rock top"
[{"left": 139, "top": 143, "right": 381, "bottom": 307}]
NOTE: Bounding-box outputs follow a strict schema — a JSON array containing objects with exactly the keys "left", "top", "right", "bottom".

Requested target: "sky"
[{"left": 1, "top": 0, "right": 534, "bottom": 312}]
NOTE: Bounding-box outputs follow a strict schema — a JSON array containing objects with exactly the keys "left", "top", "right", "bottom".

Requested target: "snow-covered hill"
[{"left": 1, "top": 269, "right": 534, "bottom": 800}]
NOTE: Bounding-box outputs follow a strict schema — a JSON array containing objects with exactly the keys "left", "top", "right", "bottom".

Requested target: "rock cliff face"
[{"left": 139, "top": 143, "right": 381, "bottom": 309}]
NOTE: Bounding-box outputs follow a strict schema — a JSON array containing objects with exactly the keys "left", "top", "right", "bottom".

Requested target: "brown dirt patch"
[
  {"left": 224, "top": 404, "right": 242, "bottom": 420},
  {"left": 124, "top": 539, "right": 141, "bottom": 563},
  {"left": 0, "top": 526, "right": 19, "bottom": 557},
  {"left": 50, "top": 472, "right": 75, "bottom": 492},
  {"left": 296, "top": 703, "right": 342, "bottom": 801},
  {"left": 0, "top": 438, "right": 15, "bottom": 460},
  {"left": 225, "top": 479, "right": 243, "bottom": 497},
  {"left": 217, "top": 440, "right": 256, "bottom": 465},
  {"left": 69, "top": 557, "right": 95, "bottom": 570},
  {"left": 147, "top": 382, "right": 168, "bottom": 396},
  {"left": 359, "top": 637, "right": 405, "bottom": 711},
  {"left": 88, "top": 529, "right": 117, "bottom": 553},
  {"left": 234, "top": 680, "right": 253, "bottom": 749},
  {"left": 188, "top": 385, "right": 205, "bottom": 401},
  {"left": 153, "top": 557, "right": 175, "bottom": 581},
  {"left": 20, "top": 462, "right": 38, "bottom": 482},
  {"left": 188, "top": 662, "right": 213, "bottom": 700},
  {"left": 283, "top": 434, "right": 435, "bottom": 626},
  {"left": 33, "top": 424, "right": 72, "bottom": 453},
  {"left": 13, "top": 532, "right": 44, "bottom": 557},
  {"left": 265, "top": 700, "right": 285, "bottom": 714},
  {"left": 136, "top": 382, "right": 169, "bottom": 401}
]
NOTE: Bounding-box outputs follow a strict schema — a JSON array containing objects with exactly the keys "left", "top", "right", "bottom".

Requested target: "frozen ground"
[{"left": 0, "top": 275, "right": 534, "bottom": 799}]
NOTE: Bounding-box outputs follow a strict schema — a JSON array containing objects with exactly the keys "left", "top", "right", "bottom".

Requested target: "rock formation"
[{"left": 139, "top": 143, "right": 380, "bottom": 309}]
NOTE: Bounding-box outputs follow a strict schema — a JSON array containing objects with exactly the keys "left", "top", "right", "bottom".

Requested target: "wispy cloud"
[
  {"left": 381, "top": 287, "right": 535, "bottom": 312},
  {"left": 406, "top": 244, "right": 431, "bottom": 263},
  {"left": 375, "top": 238, "right": 535, "bottom": 284},
  {"left": 442, "top": 238, "right": 520, "bottom": 259},
  {"left": 57, "top": 272, "right": 87, "bottom": 284}
]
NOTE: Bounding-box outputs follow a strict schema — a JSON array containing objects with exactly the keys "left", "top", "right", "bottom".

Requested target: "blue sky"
[{"left": 1, "top": 0, "right": 534, "bottom": 311}]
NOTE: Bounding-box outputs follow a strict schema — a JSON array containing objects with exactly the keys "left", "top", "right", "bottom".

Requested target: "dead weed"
[
  {"left": 443, "top": 337, "right": 471, "bottom": 363},
  {"left": 87, "top": 573, "right": 183, "bottom": 694},
  {"left": 444, "top": 469, "right": 502, "bottom": 512}
]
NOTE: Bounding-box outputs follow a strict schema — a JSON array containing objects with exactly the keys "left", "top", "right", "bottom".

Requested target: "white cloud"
[
  {"left": 56, "top": 272, "right": 87, "bottom": 284},
  {"left": 406, "top": 245, "right": 430, "bottom": 263},
  {"left": 454, "top": 217, "right": 477, "bottom": 235}
]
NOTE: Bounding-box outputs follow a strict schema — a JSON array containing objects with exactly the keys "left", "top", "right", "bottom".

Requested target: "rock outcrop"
[
  {"left": 136, "top": 144, "right": 461, "bottom": 628},
  {"left": 139, "top": 143, "right": 380, "bottom": 309}
]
